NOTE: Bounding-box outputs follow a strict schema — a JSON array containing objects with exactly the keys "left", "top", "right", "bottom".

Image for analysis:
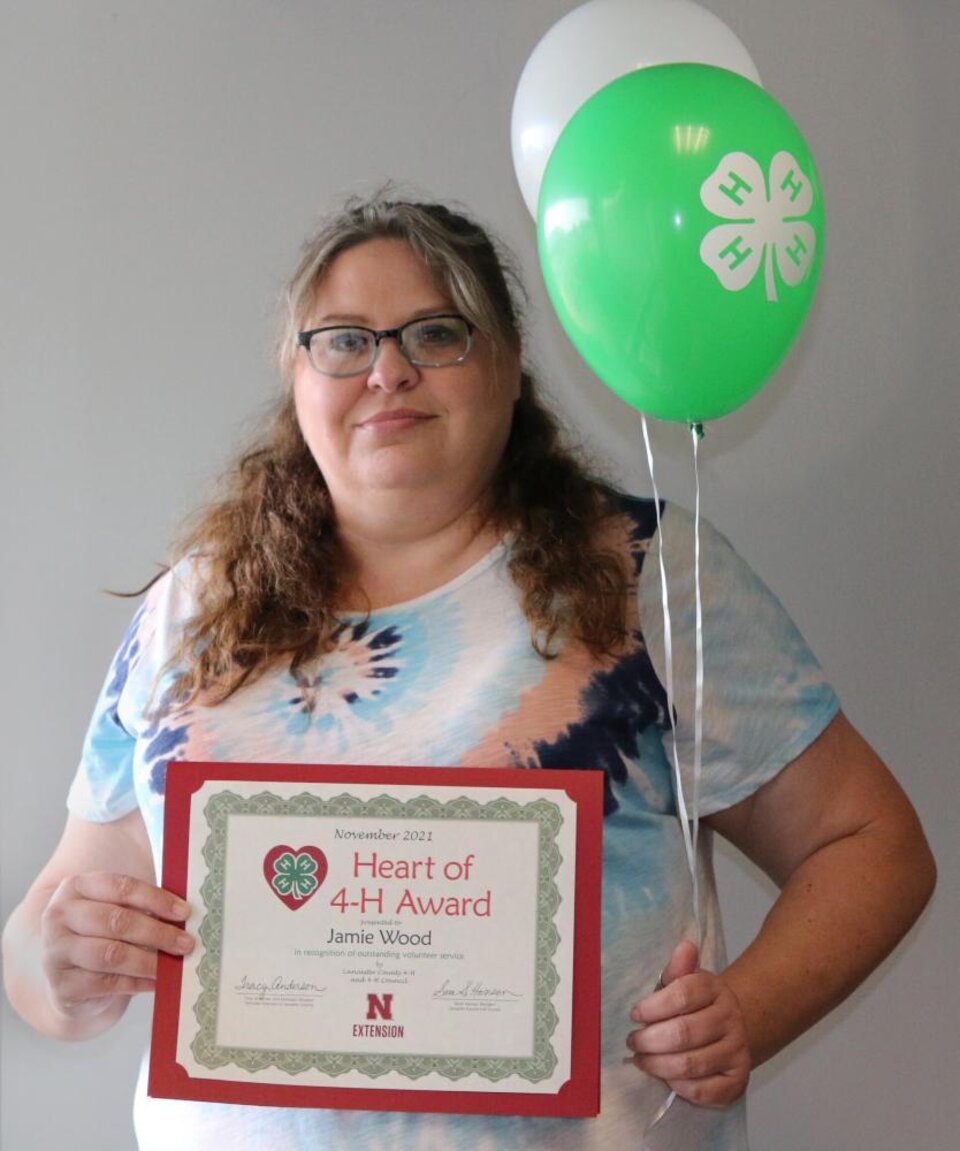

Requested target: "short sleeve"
[
  {"left": 66, "top": 562, "right": 198, "bottom": 823},
  {"left": 66, "top": 604, "right": 147, "bottom": 822},
  {"left": 638, "top": 503, "right": 840, "bottom": 815}
]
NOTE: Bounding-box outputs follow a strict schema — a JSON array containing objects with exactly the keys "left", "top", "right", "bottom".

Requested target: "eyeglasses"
[{"left": 297, "top": 313, "right": 475, "bottom": 378}]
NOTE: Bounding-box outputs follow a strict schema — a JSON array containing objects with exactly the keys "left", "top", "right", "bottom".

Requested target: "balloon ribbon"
[{"left": 638, "top": 415, "right": 707, "bottom": 1143}]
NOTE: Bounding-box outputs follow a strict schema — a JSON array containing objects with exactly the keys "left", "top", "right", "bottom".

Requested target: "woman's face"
[{"left": 292, "top": 238, "right": 520, "bottom": 527}]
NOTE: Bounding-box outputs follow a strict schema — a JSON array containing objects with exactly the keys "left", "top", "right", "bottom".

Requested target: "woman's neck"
[{"left": 334, "top": 498, "right": 501, "bottom": 611}]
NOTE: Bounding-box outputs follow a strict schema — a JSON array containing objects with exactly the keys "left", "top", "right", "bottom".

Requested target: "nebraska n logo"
[
  {"left": 354, "top": 992, "right": 404, "bottom": 1040},
  {"left": 366, "top": 993, "right": 394, "bottom": 1021}
]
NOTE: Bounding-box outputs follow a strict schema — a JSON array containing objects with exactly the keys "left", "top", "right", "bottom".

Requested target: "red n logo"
[{"left": 366, "top": 993, "right": 393, "bottom": 1021}]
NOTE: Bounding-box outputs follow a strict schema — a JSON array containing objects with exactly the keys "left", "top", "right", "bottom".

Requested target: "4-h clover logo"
[
  {"left": 263, "top": 844, "right": 328, "bottom": 910},
  {"left": 700, "top": 151, "right": 817, "bottom": 303}
]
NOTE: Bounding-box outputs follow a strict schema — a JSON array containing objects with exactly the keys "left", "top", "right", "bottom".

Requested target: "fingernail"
[
  {"left": 176, "top": 933, "right": 194, "bottom": 952},
  {"left": 172, "top": 901, "right": 190, "bottom": 920}
]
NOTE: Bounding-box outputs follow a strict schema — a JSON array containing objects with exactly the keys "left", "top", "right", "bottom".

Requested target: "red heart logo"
[{"left": 263, "top": 844, "right": 328, "bottom": 911}]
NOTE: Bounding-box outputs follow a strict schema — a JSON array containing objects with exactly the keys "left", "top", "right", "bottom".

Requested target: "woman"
[{"left": 2, "top": 196, "right": 935, "bottom": 1150}]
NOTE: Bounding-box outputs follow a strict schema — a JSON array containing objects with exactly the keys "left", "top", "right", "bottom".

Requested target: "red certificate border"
[{"left": 150, "top": 762, "right": 603, "bottom": 1118}]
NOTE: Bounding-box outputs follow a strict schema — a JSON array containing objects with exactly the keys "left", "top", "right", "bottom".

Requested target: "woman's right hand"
[
  {"left": 39, "top": 871, "right": 194, "bottom": 1019},
  {"left": 3, "top": 811, "right": 192, "bottom": 1039}
]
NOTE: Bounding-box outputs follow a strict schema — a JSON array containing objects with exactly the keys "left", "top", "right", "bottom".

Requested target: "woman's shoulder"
[
  {"left": 598, "top": 487, "right": 660, "bottom": 538},
  {"left": 598, "top": 488, "right": 717, "bottom": 571},
  {"left": 602, "top": 489, "right": 736, "bottom": 556},
  {"left": 145, "top": 553, "right": 209, "bottom": 603},
  {"left": 129, "top": 554, "right": 209, "bottom": 650},
  {"left": 596, "top": 491, "right": 763, "bottom": 605}
]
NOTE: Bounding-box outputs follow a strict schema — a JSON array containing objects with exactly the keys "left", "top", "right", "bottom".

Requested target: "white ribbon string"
[
  {"left": 690, "top": 421, "right": 704, "bottom": 943},
  {"left": 639, "top": 415, "right": 699, "bottom": 913},
  {"left": 638, "top": 415, "right": 707, "bottom": 1144}
]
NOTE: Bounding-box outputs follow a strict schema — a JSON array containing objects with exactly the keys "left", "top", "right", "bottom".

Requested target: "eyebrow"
[{"left": 312, "top": 304, "right": 457, "bottom": 326}]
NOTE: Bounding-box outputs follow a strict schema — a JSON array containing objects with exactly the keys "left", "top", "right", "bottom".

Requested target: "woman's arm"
[
  {"left": 627, "top": 711, "right": 936, "bottom": 1105},
  {"left": 2, "top": 809, "right": 194, "bottom": 1041}
]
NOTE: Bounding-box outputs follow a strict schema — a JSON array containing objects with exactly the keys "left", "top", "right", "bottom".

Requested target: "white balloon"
[{"left": 511, "top": 0, "right": 762, "bottom": 218}]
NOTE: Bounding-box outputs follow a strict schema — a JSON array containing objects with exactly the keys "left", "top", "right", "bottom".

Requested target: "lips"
[{"left": 358, "top": 408, "right": 436, "bottom": 428}]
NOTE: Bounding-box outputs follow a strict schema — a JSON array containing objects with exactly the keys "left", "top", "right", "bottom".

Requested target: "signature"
[
  {"left": 235, "top": 975, "right": 325, "bottom": 996},
  {"left": 431, "top": 978, "right": 522, "bottom": 1001}
]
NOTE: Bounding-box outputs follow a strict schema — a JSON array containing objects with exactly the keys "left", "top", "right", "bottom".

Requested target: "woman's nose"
[{"left": 366, "top": 336, "right": 420, "bottom": 392}]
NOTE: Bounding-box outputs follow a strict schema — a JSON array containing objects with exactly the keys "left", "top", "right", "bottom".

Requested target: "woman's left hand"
[{"left": 626, "top": 940, "right": 751, "bottom": 1108}]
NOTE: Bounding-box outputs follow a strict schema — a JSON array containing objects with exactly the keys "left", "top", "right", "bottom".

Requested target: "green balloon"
[{"left": 537, "top": 64, "right": 825, "bottom": 423}]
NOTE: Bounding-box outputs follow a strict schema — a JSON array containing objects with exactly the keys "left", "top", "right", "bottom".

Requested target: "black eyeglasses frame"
[{"left": 296, "top": 313, "right": 475, "bottom": 377}]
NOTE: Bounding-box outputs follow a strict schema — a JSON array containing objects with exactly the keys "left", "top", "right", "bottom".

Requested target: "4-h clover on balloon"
[{"left": 700, "top": 151, "right": 818, "bottom": 303}]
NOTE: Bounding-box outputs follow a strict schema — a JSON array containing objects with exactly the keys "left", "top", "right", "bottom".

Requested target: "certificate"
[{"left": 149, "top": 763, "right": 603, "bottom": 1117}]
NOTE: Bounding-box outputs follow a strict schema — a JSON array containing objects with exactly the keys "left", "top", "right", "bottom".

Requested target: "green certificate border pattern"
[{"left": 190, "top": 790, "right": 566, "bottom": 1083}]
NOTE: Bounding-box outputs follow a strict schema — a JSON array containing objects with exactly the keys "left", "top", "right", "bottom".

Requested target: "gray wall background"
[{"left": 1, "top": 1, "right": 957, "bottom": 1148}]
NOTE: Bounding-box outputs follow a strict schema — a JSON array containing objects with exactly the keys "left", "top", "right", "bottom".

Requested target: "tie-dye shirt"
[{"left": 68, "top": 497, "right": 838, "bottom": 1151}]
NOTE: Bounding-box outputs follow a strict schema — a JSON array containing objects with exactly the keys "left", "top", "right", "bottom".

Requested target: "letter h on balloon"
[
  {"left": 718, "top": 170, "right": 754, "bottom": 207},
  {"left": 779, "top": 167, "right": 806, "bottom": 203},
  {"left": 718, "top": 234, "right": 754, "bottom": 271}
]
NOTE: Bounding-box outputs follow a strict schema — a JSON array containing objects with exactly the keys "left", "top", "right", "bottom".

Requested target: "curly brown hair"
[{"left": 163, "top": 196, "right": 630, "bottom": 706}]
